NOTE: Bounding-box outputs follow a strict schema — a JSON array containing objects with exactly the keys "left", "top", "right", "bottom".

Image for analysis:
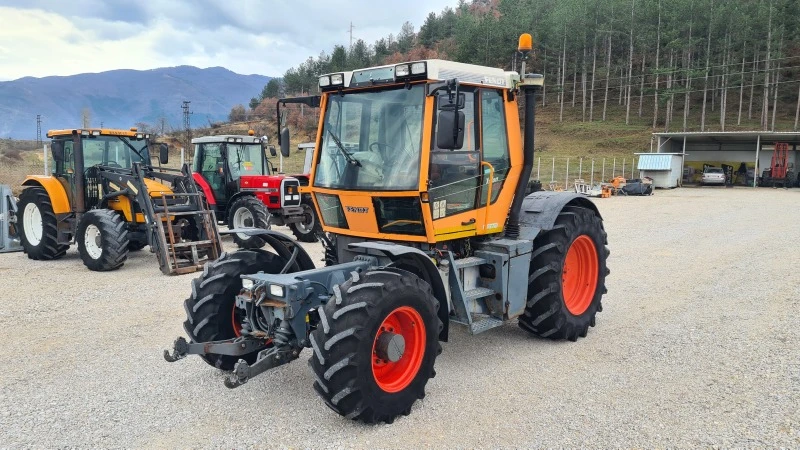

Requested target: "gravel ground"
[{"left": 0, "top": 187, "right": 798, "bottom": 448}]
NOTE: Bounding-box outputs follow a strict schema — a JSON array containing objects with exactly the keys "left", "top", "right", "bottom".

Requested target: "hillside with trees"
[{"left": 246, "top": 0, "right": 799, "bottom": 138}]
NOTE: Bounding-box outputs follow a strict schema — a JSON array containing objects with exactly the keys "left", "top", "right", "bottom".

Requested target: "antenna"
[{"left": 349, "top": 22, "right": 355, "bottom": 49}]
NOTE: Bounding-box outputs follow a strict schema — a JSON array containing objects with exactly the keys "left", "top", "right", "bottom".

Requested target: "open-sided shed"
[{"left": 652, "top": 131, "right": 800, "bottom": 186}]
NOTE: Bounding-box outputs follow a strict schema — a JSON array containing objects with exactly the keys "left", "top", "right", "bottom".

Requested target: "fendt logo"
[{"left": 346, "top": 206, "right": 369, "bottom": 214}]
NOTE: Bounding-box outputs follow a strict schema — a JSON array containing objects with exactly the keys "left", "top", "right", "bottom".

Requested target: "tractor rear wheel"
[
  {"left": 18, "top": 186, "right": 69, "bottom": 260},
  {"left": 183, "top": 249, "right": 290, "bottom": 370},
  {"left": 519, "top": 206, "right": 609, "bottom": 341},
  {"left": 228, "top": 196, "right": 269, "bottom": 249},
  {"left": 288, "top": 197, "right": 320, "bottom": 242},
  {"left": 309, "top": 269, "right": 441, "bottom": 423},
  {"left": 76, "top": 209, "right": 129, "bottom": 271}
]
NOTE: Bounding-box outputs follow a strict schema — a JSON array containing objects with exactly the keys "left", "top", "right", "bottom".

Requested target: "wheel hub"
[{"left": 375, "top": 331, "right": 405, "bottom": 363}]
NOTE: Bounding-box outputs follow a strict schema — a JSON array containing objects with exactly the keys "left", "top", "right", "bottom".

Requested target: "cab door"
[{"left": 197, "top": 143, "right": 228, "bottom": 205}]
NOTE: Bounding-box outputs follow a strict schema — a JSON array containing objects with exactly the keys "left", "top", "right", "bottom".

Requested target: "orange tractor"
[{"left": 166, "top": 35, "right": 610, "bottom": 423}]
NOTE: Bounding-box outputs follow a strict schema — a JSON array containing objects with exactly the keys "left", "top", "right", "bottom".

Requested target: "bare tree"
[
  {"left": 652, "top": 0, "right": 662, "bottom": 128},
  {"left": 560, "top": 25, "right": 567, "bottom": 123},
  {"left": 749, "top": 46, "right": 758, "bottom": 120},
  {"left": 589, "top": 20, "right": 598, "bottom": 121},
  {"left": 761, "top": 0, "right": 773, "bottom": 130},
  {"left": 683, "top": 12, "right": 695, "bottom": 132},
  {"left": 603, "top": 26, "right": 613, "bottom": 120},
  {"left": 625, "top": 0, "right": 635, "bottom": 125},
  {"left": 737, "top": 54, "right": 745, "bottom": 125},
  {"left": 665, "top": 50, "right": 674, "bottom": 131},
  {"left": 638, "top": 53, "right": 646, "bottom": 117},
  {"left": 700, "top": 0, "right": 714, "bottom": 131}
]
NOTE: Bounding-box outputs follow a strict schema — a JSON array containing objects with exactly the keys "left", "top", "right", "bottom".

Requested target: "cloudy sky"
[{"left": 0, "top": 0, "right": 458, "bottom": 81}]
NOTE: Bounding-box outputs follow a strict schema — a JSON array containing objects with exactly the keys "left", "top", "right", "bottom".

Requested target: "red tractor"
[{"left": 190, "top": 134, "right": 318, "bottom": 247}]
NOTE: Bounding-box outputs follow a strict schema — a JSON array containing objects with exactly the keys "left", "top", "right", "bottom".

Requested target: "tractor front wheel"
[
  {"left": 288, "top": 197, "right": 320, "bottom": 243},
  {"left": 18, "top": 186, "right": 68, "bottom": 260},
  {"left": 183, "top": 249, "right": 290, "bottom": 370},
  {"left": 519, "top": 206, "right": 609, "bottom": 341},
  {"left": 227, "top": 196, "right": 269, "bottom": 249},
  {"left": 309, "top": 269, "right": 441, "bottom": 423},
  {"left": 76, "top": 209, "right": 129, "bottom": 271}
]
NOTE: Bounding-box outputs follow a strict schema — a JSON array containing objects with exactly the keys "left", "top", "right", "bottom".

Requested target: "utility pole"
[
  {"left": 182, "top": 101, "right": 192, "bottom": 153},
  {"left": 349, "top": 22, "right": 355, "bottom": 49},
  {"left": 36, "top": 115, "right": 42, "bottom": 147},
  {"left": 100, "top": 121, "right": 104, "bottom": 128}
]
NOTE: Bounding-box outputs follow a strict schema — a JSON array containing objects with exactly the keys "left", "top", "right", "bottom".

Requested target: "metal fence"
[
  {"left": 533, "top": 156, "right": 640, "bottom": 191},
  {"left": 0, "top": 152, "right": 640, "bottom": 195}
]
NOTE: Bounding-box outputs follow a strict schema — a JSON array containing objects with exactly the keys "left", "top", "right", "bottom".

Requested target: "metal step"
[
  {"left": 470, "top": 316, "right": 504, "bottom": 334},
  {"left": 170, "top": 239, "right": 215, "bottom": 248},
  {"left": 463, "top": 287, "right": 495, "bottom": 301},
  {"left": 453, "top": 256, "right": 486, "bottom": 269}
]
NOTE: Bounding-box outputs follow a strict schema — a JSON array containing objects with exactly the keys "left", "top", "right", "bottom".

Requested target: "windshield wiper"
[
  {"left": 326, "top": 127, "right": 361, "bottom": 167},
  {"left": 115, "top": 136, "right": 147, "bottom": 164}
]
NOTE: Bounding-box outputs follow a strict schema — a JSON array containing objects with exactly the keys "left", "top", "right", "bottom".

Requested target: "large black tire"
[
  {"left": 18, "top": 186, "right": 69, "bottom": 260},
  {"left": 183, "top": 249, "right": 290, "bottom": 370},
  {"left": 519, "top": 206, "right": 609, "bottom": 341},
  {"left": 128, "top": 240, "right": 148, "bottom": 251},
  {"left": 227, "top": 196, "right": 270, "bottom": 249},
  {"left": 288, "top": 197, "right": 320, "bottom": 243},
  {"left": 309, "top": 269, "right": 442, "bottom": 424},
  {"left": 76, "top": 209, "right": 129, "bottom": 271}
]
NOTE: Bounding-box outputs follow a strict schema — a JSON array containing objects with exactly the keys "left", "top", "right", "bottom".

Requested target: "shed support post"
[
  {"left": 681, "top": 135, "right": 687, "bottom": 187},
  {"left": 754, "top": 134, "right": 760, "bottom": 188}
]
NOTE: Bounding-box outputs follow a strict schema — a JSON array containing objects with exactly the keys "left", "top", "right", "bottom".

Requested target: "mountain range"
[{"left": 0, "top": 66, "right": 270, "bottom": 139}]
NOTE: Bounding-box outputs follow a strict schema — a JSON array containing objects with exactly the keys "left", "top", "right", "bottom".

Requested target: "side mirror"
[
  {"left": 271, "top": 167, "right": 278, "bottom": 173},
  {"left": 159, "top": 143, "right": 169, "bottom": 165},
  {"left": 50, "top": 141, "right": 64, "bottom": 161},
  {"left": 436, "top": 110, "right": 465, "bottom": 150},
  {"left": 268, "top": 145, "right": 277, "bottom": 157},
  {"left": 280, "top": 127, "right": 290, "bottom": 158}
]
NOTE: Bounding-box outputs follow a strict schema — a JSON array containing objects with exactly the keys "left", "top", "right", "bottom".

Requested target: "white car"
[{"left": 701, "top": 167, "right": 726, "bottom": 186}]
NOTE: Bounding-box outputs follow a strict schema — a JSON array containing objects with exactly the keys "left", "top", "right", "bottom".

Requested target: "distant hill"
[{"left": 0, "top": 66, "right": 270, "bottom": 139}]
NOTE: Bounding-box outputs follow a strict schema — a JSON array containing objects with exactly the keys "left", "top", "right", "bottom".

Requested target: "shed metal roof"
[{"left": 653, "top": 131, "right": 800, "bottom": 145}]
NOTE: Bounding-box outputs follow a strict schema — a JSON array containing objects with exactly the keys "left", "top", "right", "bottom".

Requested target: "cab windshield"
[
  {"left": 82, "top": 136, "right": 150, "bottom": 168},
  {"left": 314, "top": 84, "right": 424, "bottom": 190},
  {"left": 226, "top": 143, "right": 271, "bottom": 177}
]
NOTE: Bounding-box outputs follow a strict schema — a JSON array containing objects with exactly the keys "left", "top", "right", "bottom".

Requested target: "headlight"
[
  {"left": 410, "top": 62, "right": 426, "bottom": 75},
  {"left": 330, "top": 73, "right": 344, "bottom": 85},
  {"left": 395, "top": 64, "right": 410, "bottom": 77},
  {"left": 319, "top": 75, "right": 331, "bottom": 87},
  {"left": 242, "top": 278, "right": 254, "bottom": 289},
  {"left": 269, "top": 284, "right": 285, "bottom": 298}
]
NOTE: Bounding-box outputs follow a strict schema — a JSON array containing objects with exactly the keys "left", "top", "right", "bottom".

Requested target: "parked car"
[{"left": 701, "top": 167, "right": 726, "bottom": 186}]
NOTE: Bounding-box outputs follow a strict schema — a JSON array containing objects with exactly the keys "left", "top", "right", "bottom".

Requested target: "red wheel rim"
[
  {"left": 231, "top": 307, "right": 243, "bottom": 337},
  {"left": 372, "top": 306, "right": 426, "bottom": 393},
  {"left": 562, "top": 235, "right": 599, "bottom": 315}
]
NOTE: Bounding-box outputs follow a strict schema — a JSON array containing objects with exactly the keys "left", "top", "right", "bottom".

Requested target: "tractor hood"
[
  {"left": 239, "top": 175, "right": 285, "bottom": 190},
  {"left": 143, "top": 178, "right": 173, "bottom": 197}
]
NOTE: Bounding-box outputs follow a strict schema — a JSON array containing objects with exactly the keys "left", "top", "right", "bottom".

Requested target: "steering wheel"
[
  {"left": 371, "top": 142, "right": 399, "bottom": 153},
  {"left": 104, "top": 161, "right": 122, "bottom": 168}
]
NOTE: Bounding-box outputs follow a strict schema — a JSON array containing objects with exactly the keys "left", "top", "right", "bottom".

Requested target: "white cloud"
[{"left": 0, "top": 0, "right": 459, "bottom": 80}]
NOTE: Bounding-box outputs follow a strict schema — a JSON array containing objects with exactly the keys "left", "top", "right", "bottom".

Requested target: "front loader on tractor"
[
  {"left": 165, "top": 35, "right": 610, "bottom": 423},
  {"left": 18, "top": 128, "right": 221, "bottom": 274},
  {"left": 190, "top": 132, "right": 320, "bottom": 246}
]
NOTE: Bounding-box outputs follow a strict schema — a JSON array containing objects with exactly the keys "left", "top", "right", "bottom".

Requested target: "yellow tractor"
[
  {"left": 18, "top": 128, "right": 221, "bottom": 274},
  {"left": 166, "top": 35, "right": 610, "bottom": 422}
]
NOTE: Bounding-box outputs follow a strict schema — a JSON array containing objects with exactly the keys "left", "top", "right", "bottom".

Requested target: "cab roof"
[
  {"left": 321, "top": 59, "right": 521, "bottom": 90},
  {"left": 192, "top": 135, "right": 262, "bottom": 144},
  {"left": 47, "top": 128, "right": 149, "bottom": 138}
]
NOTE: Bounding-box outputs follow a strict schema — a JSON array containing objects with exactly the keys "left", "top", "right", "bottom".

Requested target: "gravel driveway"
[{"left": 0, "top": 187, "right": 797, "bottom": 448}]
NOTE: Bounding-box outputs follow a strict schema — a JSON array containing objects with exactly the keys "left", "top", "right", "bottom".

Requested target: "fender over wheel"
[
  {"left": 520, "top": 206, "right": 609, "bottom": 341},
  {"left": 309, "top": 269, "right": 442, "bottom": 424}
]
